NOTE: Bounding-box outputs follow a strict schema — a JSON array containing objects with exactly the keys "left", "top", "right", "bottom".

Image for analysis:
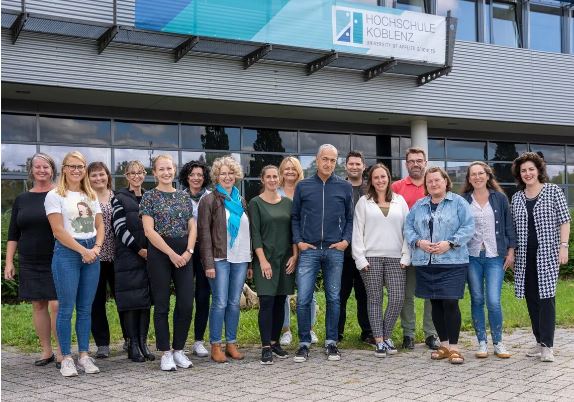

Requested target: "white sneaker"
[
  {"left": 541, "top": 346, "right": 555, "bottom": 362},
  {"left": 192, "top": 341, "right": 209, "bottom": 358},
  {"left": 280, "top": 331, "right": 292, "bottom": 346},
  {"left": 173, "top": 350, "right": 193, "bottom": 368},
  {"left": 60, "top": 357, "right": 78, "bottom": 377},
  {"left": 77, "top": 356, "right": 100, "bottom": 374},
  {"left": 384, "top": 339, "right": 398, "bottom": 355},
  {"left": 310, "top": 330, "right": 318, "bottom": 344},
  {"left": 526, "top": 343, "right": 542, "bottom": 357},
  {"left": 160, "top": 351, "right": 177, "bottom": 371},
  {"left": 475, "top": 340, "right": 488, "bottom": 358},
  {"left": 494, "top": 342, "right": 511, "bottom": 358}
]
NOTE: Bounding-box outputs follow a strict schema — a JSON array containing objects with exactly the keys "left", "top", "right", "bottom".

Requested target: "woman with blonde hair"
[
  {"left": 45, "top": 151, "right": 104, "bottom": 376},
  {"left": 198, "top": 155, "right": 252, "bottom": 363},
  {"left": 5, "top": 153, "right": 62, "bottom": 367},
  {"left": 462, "top": 161, "right": 515, "bottom": 359},
  {"left": 141, "top": 155, "right": 196, "bottom": 371}
]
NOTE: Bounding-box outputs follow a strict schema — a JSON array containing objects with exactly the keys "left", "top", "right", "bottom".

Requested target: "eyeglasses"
[
  {"left": 470, "top": 171, "right": 487, "bottom": 178},
  {"left": 64, "top": 164, "right": 85, "bottom": 171},
  {"left": 127, "top": 171, "right": 146, "bottom": 177},
  {"left": 406, "top": 159, "right": 425, "bottom": 166}
]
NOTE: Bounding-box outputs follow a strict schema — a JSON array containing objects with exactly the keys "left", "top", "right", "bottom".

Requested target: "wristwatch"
[
  {"left": 187, "top": 248, "right": 194, "bottom": 254},
  {"left": 448, "top": 241, "right": 456, "bottom": 249},
  {"left": 560, "top": 242, "right": 569, "bottom": 249}
]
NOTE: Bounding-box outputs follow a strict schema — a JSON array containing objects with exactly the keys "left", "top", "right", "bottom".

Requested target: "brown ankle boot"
[
  {"left": 225, "top": 343, "right": 244, "bottom": 360},
  {"left": 211, "top": 343, "right": 227, "bottom": 363}
]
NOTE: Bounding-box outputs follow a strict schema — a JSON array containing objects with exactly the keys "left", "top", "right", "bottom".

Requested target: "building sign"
[{"left": 135, "top": 0, "right": 447, "bottom": 64}]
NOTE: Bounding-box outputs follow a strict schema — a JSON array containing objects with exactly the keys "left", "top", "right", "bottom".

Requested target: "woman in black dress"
[{"left": 4, "top": 153, "right": 62, "bottom": 366}]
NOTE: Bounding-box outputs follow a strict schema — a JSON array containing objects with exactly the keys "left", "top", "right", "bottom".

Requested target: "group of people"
[{"left": 4, "top": 143, "right": 570, "bottom": 377}]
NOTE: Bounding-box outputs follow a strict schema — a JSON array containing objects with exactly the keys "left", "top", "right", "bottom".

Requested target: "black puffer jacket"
[{"left": 112, "top": 188, "right": 151, "bottom": 311}]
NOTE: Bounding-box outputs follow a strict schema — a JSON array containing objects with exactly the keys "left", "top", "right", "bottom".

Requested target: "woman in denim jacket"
[
  {"left": 404, "top": 167, "right": 474, "bottom": 364},
  {"left": 462, "top": 162, "right": 516, "bottom": 359}
]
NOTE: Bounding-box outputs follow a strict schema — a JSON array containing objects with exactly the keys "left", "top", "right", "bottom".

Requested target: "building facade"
[{"left": 2, "top": 0, "right": 573, "bottom": 210}]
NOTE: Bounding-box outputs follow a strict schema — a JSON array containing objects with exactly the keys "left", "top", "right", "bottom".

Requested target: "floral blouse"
[
  {"left": 140, "top": 188, "right": 194, "bottom": 238},
  {"left": 99, "top": 191, "right": 115, "bottom": 262}
]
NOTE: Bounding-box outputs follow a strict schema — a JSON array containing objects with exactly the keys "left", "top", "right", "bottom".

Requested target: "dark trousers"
[
  {"left": 148, "top": 237, "right": 194, "bottom": 351},
  {"left": 193, "top": 244, "right": 211, "bottom": 341},
  {"left": 91, "top": 260, "right": 126, "bottom": 346},
  {"left": 123, "top": 308, "right": 151, "bottom": 340},
  {"left": 525, "top": 248, "right": 555, "bottom": 347},
  {"left": 258, "top": 295, "right": 287, "bottom": 346},
  {"left": 430, "top": 299, "right": 461, "bottom": 344},
  {"left": 339, "top": 254, "right": 372, "bottom": 340}
]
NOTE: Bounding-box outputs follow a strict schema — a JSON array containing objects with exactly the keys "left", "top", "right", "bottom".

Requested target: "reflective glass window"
[
  {"left": 567, "top": 166, "right": 574, "bottom": 184},
  {"left": 446, "top": 139, "right": 487, "bottom": 160},
  {"left": 437, "top": 0, "right": 478, "bottom": 41},
  {"left": 2, "top": 179, "right": 28, "bottom": 212},
  {"left": 568, "top": 146, "right": 574, "bottom": 164},
  {"left": 40, "top": 146, "right": 111, "bottom": 172},
  {"left": 491, "top": 1, "right": 520, "bottom": 47},
  {"left": 181, "top": 151, "right": 241, "bottom": 175},
  {"left": 500, "top": 184, "right": 518, "bottom": 200},
  {"left": 400, "top": 137, "right": 412, "bottom": 156},
  {"left": 240, "top": 154, "right": 286, "bottom": 178},
  {"left": 40, "top": 116, "right": 110, "bottom": 145},
  {"left": 1, "top": 144, "right": 37, "bottom": 173},
  {"left": 529, "top": 5, "right": 561, "bottom": 52},
  {"left": 115, "top": 149, "right": 178, "bottom": 175},
  {"left": 488, "top": 141, "right": 527, "bottom": 161},
  {"left": 547, "top": 165, "right": 565, "bottom": 184},
  {"left": 351, "top": 135, "right": 397, "bottom": 157},
  {"left": 181, "top": 125, "right": 240, "bottom": 151},
  {"left": 348, "top": 0, "right": 380, "bottom": 5},
  {"left": 447, "top": 161, "right": 471, "bottom": 183},
  {"left": 299, "top": 156, "right": 347, "bottom": 179},
  {"left": 490, "top": 162, "right": 515, "bottom": 183},
  {"left": 299, "top": 132, "right": 350, "bottom": 155},
  {"left": 375, "top": 159, "right": 403, "bottom": 181},
  {"left": 529, "top": 144, "right": 565, "bottom": 163},
  {"left": 1, "top": 114, "right": 36, "bottom": 142},
  {"left": 115, "top": 121, "right": 178, "bottom": 148},
  {"left": 242, "top": 128, "right": 297, "bottom": 153},
  {"left": 244, "top": 180, "right": 264, "bottom": 202},
  {"left": 396, "top": 0, "right": 426, "bottom": 13},
  {"left": 428, "top": 139, "right": 445, "bottom": 159}
]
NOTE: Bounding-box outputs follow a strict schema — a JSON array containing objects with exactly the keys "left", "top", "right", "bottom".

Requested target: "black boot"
[
  {"left": 139, "top": 309, "right": 155, "bottom": 361},
  {"left": 128, "top": 338, "right": 145, "bottom": 362}
]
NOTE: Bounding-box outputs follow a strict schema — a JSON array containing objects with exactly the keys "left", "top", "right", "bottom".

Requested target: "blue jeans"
[
  {"left": 296, "top": 248, "right": 344, "bottom": 347},
  {"left": 51, "top": 239, "right": 100, "bottom": 356},
  {"left": 207, "top": 260, "right": 248, "bottom": 344},
  {"left": 467, "top": 252, "right": 505, "bottom": 344},
  {"left": 283, "top": 293, "right": 317, "bottom": 328}
]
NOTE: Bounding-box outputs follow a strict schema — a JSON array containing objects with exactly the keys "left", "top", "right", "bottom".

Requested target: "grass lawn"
[{"left": 3, "top": 280, "right": 574, "bottom": 352}]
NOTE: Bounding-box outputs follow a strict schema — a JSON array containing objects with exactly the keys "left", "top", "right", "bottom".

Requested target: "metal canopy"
[{"left": 2, "top": 8, "right": 455, "bottom": 85}]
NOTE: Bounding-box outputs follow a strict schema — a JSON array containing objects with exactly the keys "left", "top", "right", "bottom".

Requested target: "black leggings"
[
  {"left": 192, "top": 244, "right": 211, "bottom": 341},
  {"left": 430, "top": 299, "right": 461, "bottom": 344},
  {"left": 91, "top": 260, "right": 127, "bottom": 346},
  {"left": 525, "top": 248, "right": 555, "bottom": 347},
  {"left": 147, "top": 237, "right": 194, "bottom": 351},
  {"left": 258, "top": 295, "right": 287, "bottom": 346}
]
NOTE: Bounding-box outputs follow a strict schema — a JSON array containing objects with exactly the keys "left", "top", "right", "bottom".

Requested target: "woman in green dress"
[{"left": 249, "top": 165, "right": 298, "bottom": 365}]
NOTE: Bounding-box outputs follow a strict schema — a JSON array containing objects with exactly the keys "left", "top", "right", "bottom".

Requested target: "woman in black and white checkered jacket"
[{"left": 510, "top": 152, "right": 570, "bottom": 363}]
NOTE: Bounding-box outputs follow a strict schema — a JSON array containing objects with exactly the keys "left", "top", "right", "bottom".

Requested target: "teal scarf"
[{"left": 216, "top": 184, "right": 244, "bottom": 248}]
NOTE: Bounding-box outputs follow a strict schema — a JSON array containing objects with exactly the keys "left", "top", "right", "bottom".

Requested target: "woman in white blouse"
[{"left": 352, "top": 163, "right": 410, "bottom": 358}]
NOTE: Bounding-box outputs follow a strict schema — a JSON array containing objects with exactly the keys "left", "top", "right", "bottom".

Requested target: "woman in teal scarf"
[{"left": 197, "top": 156, "right": 252, "bottom": 363}]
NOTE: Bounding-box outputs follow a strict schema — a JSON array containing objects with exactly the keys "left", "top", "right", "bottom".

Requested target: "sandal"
[
  {"left": 449, "top": 350, "right": 465, "bottom": 364},
  {"left": 431, "top": 346, "right": 450, "bottom": 360}
]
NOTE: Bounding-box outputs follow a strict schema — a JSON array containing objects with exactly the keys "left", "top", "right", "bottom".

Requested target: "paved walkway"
[{"left": 2, "top": 328, "right": 573, "bottom": 401}]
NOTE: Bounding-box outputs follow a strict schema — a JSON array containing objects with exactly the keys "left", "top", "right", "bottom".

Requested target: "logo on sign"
[{"left": 334, "top": 8, "right": 364, "bottom": 46}]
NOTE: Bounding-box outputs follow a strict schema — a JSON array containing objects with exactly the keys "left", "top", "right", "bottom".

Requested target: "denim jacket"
[
  {"left": 404, "top": 192, "right": 475, "bottom": 266},
  {"left": 462, "top": 189, "right": 516, "bottom": 257}
]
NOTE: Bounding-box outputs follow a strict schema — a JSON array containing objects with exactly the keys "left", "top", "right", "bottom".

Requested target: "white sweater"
[{"left": 352, "top": 193, "right": 411, "bottom": 270}]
